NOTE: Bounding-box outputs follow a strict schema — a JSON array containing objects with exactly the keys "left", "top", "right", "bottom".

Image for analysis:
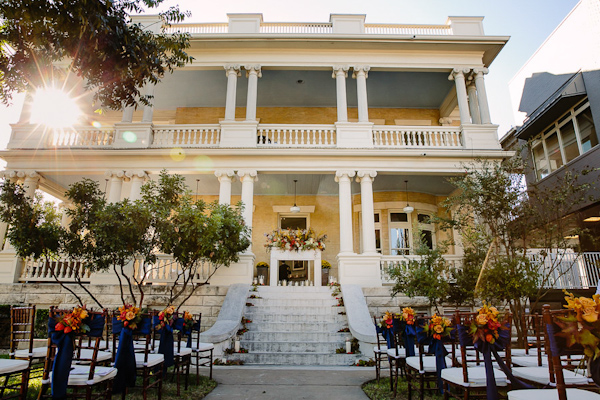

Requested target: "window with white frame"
[
  {"left": 417, "top": 213, "right": 435, "bottom": 250},
  {"left": 374, "top": 212, "right": 382, "bottom": 253},
  {"left": 530, "top": 99, "right": 598, "bottom": 180},
  {"left": 389, "top": 212, "right": 411, "bottom": 255}
]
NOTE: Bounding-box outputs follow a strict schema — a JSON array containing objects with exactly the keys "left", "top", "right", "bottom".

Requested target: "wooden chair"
[
  {"left": 512, "top": 313, "right": 546, "bottom": 367},
  {"left": 441, "top": 311, "right": 510, "bottom": 400},
  {"left": 188, "top": 313, "right": 214, "bottom": 382},
  {"left": 113, "top": 311, "right": 164, "bottom": 400},
  {"left": 39, "top": 308, "right": 116, "bottom": 400},
  {"left": 10, "top": 305, "right": 46, "bottom": 368},
  {"left": 386, "top": 318, "right": 408, "bottom": 397},
  {"left": 172, "top": 318, "right": 192, "bottom": 395},
  {"left": 372, "top": 315, "right": 389, "bottom": 382},
  {"left": 508, "top": 304, "right": 600, "bottom": 400}
]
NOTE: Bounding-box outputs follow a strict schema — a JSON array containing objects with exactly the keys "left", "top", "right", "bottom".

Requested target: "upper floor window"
[{"left": 530, "top": 99, "right": 598, "bottom": 180}]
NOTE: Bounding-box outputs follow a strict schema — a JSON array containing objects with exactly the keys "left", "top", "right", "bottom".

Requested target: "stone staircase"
[{"left": 227, "top": 286, "right": 360, "bottom": 366}]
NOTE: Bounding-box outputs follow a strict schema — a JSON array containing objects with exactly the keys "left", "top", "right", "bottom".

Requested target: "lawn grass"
[
  {"left": 1, "top": 369, "right": 217, "bottom": 399},
  {"left": 362, "top": 377, "right": 442, "bottom": 400}
]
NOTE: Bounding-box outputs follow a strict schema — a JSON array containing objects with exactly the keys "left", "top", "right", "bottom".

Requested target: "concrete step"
[
  {"left": 245, "top": 305, "right": 344, "bottom": 316},
  {"left": 241, "top": 340, "right": 346, "bottom": 353},
  {"left": 244, "top": 313, "right": 346, "bottom": 324},
  {"left": 242, "top": 331, "right": 351, "bottom": 342},
  {"left": 245, "top": 321, "right": 347, "bottom": 332},
  {"left": 248, "top": 298, "right": 337, "bottom": 307},
  {"left": 251, "top": 290, "right": 335, "bottom": 300},
  {"left": 256, "top": 286, "right": 332, "bottom": 294},
  {"left": 226, "top": 352, "right": 360, "bottom": 366}
]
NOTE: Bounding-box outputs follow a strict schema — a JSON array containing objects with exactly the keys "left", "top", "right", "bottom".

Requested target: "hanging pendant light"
[
  {"left": 403, "top": 180, "right": 414, "bottom": 214},
  {"left": 290, "top": 179, "right": 301, "bottom": 213}
]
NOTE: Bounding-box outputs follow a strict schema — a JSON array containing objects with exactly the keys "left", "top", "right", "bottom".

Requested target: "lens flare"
[
  {"left": 122, "top": 131, "right": 137, "bottom": 143},
  {"left": 30, "top": 87, "right": 82, "bottom": 128},
  {"left": 170, "top": 148, "right": 186, "bottom": 162}
]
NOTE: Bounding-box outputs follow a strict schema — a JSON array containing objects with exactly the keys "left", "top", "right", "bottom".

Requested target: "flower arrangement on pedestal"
[
  {"left": 54, "top": 306, "right": 90, "bottom": 334},
  {"left": 468, "top": 304, "right": 506, "bottom": 345},
  {"left": 264, "top": 228, "right": 326, "bottom": 252},
  {"left": 557, "top": 291, "right": 600, "bottom": 360},
  {"left": 117, "top": 304, "right": 142, "bottom": 330}
]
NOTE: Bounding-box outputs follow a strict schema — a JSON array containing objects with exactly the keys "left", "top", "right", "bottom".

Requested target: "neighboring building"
[
  {"left": 0, "top": 13, "right": 509, "bottom": 289},
  {"left": 502, "top": 0, "right": 600, "bottom": 252}
]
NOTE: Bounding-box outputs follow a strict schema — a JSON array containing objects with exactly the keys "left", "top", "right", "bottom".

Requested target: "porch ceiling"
[
  {"left": 151, "top": 69, "right": 454, "bottom": 110},
  {"left": 38, "top": 172, "right": 458, "bottom": 200}
]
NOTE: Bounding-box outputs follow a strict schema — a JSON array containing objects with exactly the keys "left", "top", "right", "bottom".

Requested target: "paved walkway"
[{"left": 203, "top": 366, "right": 374, "bottom": 400}]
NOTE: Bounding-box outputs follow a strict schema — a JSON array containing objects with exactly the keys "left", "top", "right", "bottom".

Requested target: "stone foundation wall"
[
  {"left": 0, "top": 283, "right": 228, "bottom": 332},
  {"left": 362, "top": 287, "right": 431, "bottom": 317}
]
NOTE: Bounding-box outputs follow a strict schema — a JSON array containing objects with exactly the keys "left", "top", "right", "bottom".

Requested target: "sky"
[{"left": 0, "top": 0, "right": 581, "bottom": 154}]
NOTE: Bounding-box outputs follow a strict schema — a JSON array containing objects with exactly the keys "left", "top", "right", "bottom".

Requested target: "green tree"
[{"left": 0, "top": 0, "right": 192, "bottom": 109}]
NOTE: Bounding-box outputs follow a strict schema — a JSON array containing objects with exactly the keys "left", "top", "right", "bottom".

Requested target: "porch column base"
[
  {"left": 461, "top": 124, "right": 501, "bottom": 150},
  {"left": 337, "top": 253, "right": 382, "bottom": 287},
  {"left": 219, "top": 121, "right": 259, "bottom": 148},
  {"left": 113, "top": 123, "right": 154, "bottom": 148},
  {"left": 0, "top": 250, "right": 22, "bottom": 283},
  {"left": 335, "top": 122, "right": 374, "bottom": 148},
  {"left": 210, "top": 253, "right": 255, "bottom": 286}
]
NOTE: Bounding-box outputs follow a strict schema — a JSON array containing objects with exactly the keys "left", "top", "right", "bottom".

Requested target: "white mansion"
[{"left": 0, "top": 13, "right": 509, "bottom": 290}]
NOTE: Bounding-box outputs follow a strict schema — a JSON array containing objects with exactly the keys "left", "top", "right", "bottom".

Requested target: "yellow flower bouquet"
[{"left": 556, "top": 291, "right": 600, "bottom": 360}]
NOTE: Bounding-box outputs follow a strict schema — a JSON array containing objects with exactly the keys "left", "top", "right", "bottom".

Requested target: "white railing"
[
  {"left": 152, "top": 124, "right": 221, "bottom": 147},
  {"left": 380, "top": 255, "right": 463, "bottom": 285},
  {"left": 133, "top": 254, "right": 216, "bottom": 285},
  {"left": 373, "top": 126, "right": 463, "bottom": 148},
  {"left": 19, "top": 258, "right": 91, "bottom": 282},
  {"left": 47, "top": 127, "right": 114, "bottom": 148},
  {"left": 365, "top": 24, "right": 452, "bottom": 35},
  {"left": 528, "top": 251, "right": 600, "bottom": 290},
  {"left": 260, "top": 23, "right": 332, "bottom": 34},
  {"left": 257, "top": 124, "right": 336, "bottom": 147},
  {"left": 164, "top": 23, "right": 228, "bottom": 34}
]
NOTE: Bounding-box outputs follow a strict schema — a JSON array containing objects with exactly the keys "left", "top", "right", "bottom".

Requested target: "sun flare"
[{"left": 30, "top": 87, "right": 82, "bottom": 129}]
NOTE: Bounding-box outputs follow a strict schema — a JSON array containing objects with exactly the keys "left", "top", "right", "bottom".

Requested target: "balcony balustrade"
[
  {"left": 47, "top": 127, "right": 115, "bottom": 148},
  {"left": 19, "top": 257, "right": 91, "bottom": 282},
  {"left": 372, "top": 125, "right": 462, "bottom": 148},
  {"left": 257, "top": 124, "right": 336, "bottom": 147},
  {"left": 132, "top": 254, "right": 215, "bottom": 285},
  {"left": 152, "top": 124, "right": 221, "bottom": 147}
]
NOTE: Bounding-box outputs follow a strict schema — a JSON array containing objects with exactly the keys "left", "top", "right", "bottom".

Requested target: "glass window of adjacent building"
[{"left": 530, "top": 99, "right": 598, "bottom": 181}]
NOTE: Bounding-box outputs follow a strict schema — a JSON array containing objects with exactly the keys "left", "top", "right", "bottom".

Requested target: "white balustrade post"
[
  {"left": 353, "top": 66, "right": 370, "bottom": 123},
  {"left": 141, "top": 85, "right": 155, "bottom": 123},
  {"left": 105, "top": 170, "right": 126, "bottom": 203},
  {"left": 335, "top": 170, "right": 356, "bottom": 254},
  {"left": 238, "top": 170, "right": 257, "bottom": 252},
  {"left": 215, "top": 170, "right": 236, "bottom": 205},
  {"left": 473, "top": 68, "right": 492, "bottom": 124},
  {"left": 333, "top": 66, "right": 349, "bottom": 122},
  {"left": 449, "top": 68, "right": 472, "bottom": 125},
  {"left": 467, "top": 81, "right": 481, "bottom": 124},
  {"left": 126, "top": 170, "right": 148, "bottom": 201},
  {"left": 245, "top": 65, "right": 261, "bottom": 121},
  {"left": 356, "top": 170, "right": 377, "bottom": 254},
  {"left": 224, "top": 65, "right": 241, "bottom": 121}
]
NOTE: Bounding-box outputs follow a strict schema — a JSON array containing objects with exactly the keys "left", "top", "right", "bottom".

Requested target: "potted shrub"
[
  {"left": 321, "top": 260, "right": 331, "bottom": 284},
  {"left": 256, "top": 262, "right": 269, "bottom": 285}
]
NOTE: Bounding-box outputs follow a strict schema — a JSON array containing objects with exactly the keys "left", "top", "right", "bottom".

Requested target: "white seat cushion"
[
  {"left": 508, "top": 389, "right": 600, "bottom": 400},
  {"left": 373, "top": 345, "right": 388, "bottom": 353},
  {"left": 511, "top": 348, "right": 539, "bottom": 356},
  {"left": 135, "top": 353, "right": 164, "bottom": 368},
  {"left": 512, "top": 356, "right": 547, "bottom": 367},
  {"left": 442, "top": 367, "right": 508, "bottom": 387},
  {"left": 14, "top": 346, "right": 47, "bottom": 359},
  {"left": 0, "top": 359, "right": 29, "bottom": 374},
  {"left": 406, "top": 356, "right": 437, "bottom": 373},
  {"left": 386, "top": 347, "right": 406, "bottom": 358},
  {"left": 175, "top": 347, "right": 192, "bottom": 357},
  {"left": 512, "top": 367, "right": 590, "bottom": 386},
  {"left": 77, "top": 349, "right": 112, "bottom": 363},
  {"left": 51, "top": 366, "right": 117, "bottom": 386},
  {"left": 191, "top": 343, "right": 215, "bottom": 352}
]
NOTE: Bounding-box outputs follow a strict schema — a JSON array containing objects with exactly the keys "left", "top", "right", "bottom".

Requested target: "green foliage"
[
  {"left": 0, "top": 0, "right": 193, "bottom": 109},
  {"left": 388, "top": 228, "right": 449, "bottom": 311},
  {"left": 34, "top": 308, "right": 49, "bottom": 339}
]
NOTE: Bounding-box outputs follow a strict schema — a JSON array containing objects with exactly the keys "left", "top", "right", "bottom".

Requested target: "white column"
[
  {"left": 335, "top": 170, "right": 356, "bottom": 254},
  {"left": 238, "top": 170, "right": 257, "bottom": 252},
  {"left": 126, "top": 170, "right": 148, "bottom": 201},
  {"left": 18, "top": 92, "right": 33, "bottom": 124},
  {"left": 332, "top": 66, "right": 349, "bottom": 122},
  {"left": 224, "top": 65, "right": 241, "bottom": 121},
  {"left": 121, "top": 106, "right": 134, "bottom": 123},
  {"left": 353, "top": 66, "right": 370, "bottom": 123},
  {"left": 20, "top": 171, "right": 41, "bottom": 199},
  {"left": 0, "top": 171, "right": 18, "bottom": 251},
  {"left": 473, "top": 68, "right": 492, "bottom": 124},
  {"left": 356, "top": 170, "right": 377, "bottom": 254},
  {"left": 467, "top": 81, "right": 481, "bottom": 124},
  {"left": 215, "top": 170, "right": 236, "bottom": 205},
  {"left": 245, "top": 65, "right": 261, "bottom": 121},
  {"left": 105, "top": 170, "right": 125, "bottom": 203},
  {"left": 141, "top": 85, "right": 155, "bottom": 123},
  {"left": 449, "top": 68, "right": 471, "bottom": 125},
  {"left": 58, "top": 202, "right": 72, "bottom": 229}
]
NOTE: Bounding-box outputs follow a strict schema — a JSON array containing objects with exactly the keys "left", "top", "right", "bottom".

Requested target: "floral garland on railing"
[
  {"left": 264, "top": 228, "right": 326, "bottom": 252},
  {"left": 54, "top": 306, "right": 90, "bottom": 334},
  {"left": 557, "top": 291, "right": 600, "bottom": 360},
  {"left": 468, "top": 304, "right": 506, "bottom": 345}
]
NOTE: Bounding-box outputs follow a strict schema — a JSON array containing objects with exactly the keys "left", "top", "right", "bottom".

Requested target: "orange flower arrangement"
[
  {"left": 424, "top": 314, "right": 453, "bottom": 340},
  {"left": 378, "top": 311, "right": 395, "bottom": 329},
  {"left": 158, "top": 305, "right": 176, "bottom": 329},
  {"left": 400, "top": 307, "right": 416, "bottom": 325},
  {"left": 117, "top": 304, "right": 142, "bottom": 330},
  {"left": 556, "top": 291, "right": 600, "bottom": 360},
  {"left": 54, "top": 306, "right": 90, "bottom": 334},
  {"left": 468, "top": 304, "right": 505, "bottom": 344},
  {"left": 182, "top": 311, "right": 195, "bottom": 331}
]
